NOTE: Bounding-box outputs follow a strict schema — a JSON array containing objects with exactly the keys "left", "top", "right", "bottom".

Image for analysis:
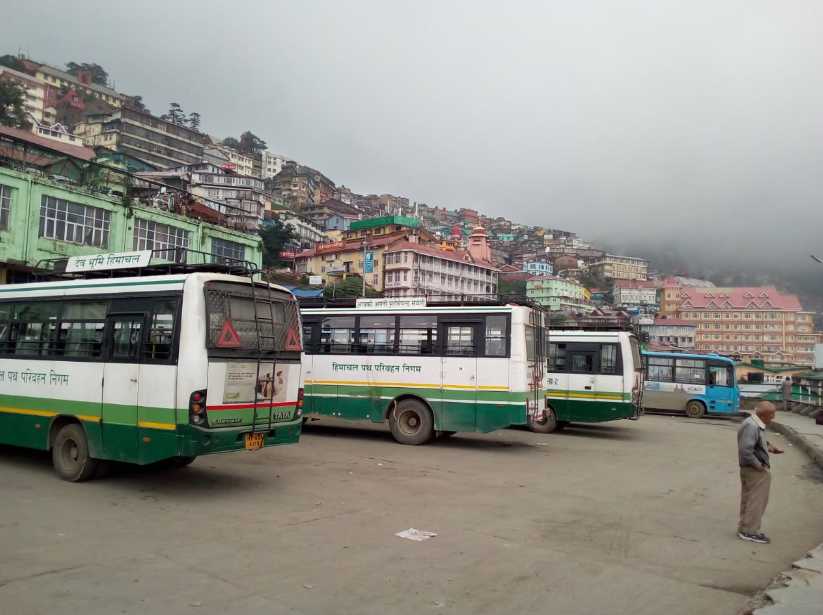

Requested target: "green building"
[
  {"left": 0, "top": 166, "right": 261, "bottom": 283},
  {"left": 526, "top": 277, "right": 594, "bottom": 312}
]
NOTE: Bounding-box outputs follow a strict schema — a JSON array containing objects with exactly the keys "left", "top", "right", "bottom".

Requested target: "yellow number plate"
[{"left": 244, "top": 432, "right": 265, "bottom": 451}]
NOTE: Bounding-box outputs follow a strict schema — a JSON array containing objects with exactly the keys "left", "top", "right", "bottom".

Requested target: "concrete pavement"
[{"left": 1, "top": 415, "right": 822, "bottom": 615}]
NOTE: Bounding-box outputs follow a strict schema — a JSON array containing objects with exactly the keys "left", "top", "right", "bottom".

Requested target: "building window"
[
  {"left": 133, "top": 219, "right": 190, "bottom": 259},
  {"left": 211, "top": 237, "right": 246, "bottom": 263},
  {"left": 0, "top": 184, "right": 11, "bottom": 229},
  {"left": 39, "top": 195, "right": 110, "bottom": 247}
]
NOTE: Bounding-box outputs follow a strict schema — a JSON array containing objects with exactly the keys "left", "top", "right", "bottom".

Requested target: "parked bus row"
[{"left": 0, "top": 252, "right": 741, "bottom": 482}]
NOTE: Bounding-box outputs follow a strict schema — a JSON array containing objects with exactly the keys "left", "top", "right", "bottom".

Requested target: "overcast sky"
[{"left": 3, "top": 1, "right": 823, "bottom": 272}]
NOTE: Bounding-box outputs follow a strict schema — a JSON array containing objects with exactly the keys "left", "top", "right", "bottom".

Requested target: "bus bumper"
[{"left": 177, "top": 420, "right": 302, "bottom": 457}]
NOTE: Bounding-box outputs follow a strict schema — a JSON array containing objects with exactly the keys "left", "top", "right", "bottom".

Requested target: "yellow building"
[{"left": 589, "top": 254, "right": 648, "bottom": 281}]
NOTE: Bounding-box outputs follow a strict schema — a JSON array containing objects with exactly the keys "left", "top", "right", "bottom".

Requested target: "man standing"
[{"left": 737, "top": 401, "right": 783, "bottom": 544}]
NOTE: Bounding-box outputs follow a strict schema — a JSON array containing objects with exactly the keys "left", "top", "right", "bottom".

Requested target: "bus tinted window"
[
  {"left": 525, "top": 325, "right": 536, "bottom": 362},
  {"left": 445, "top": 325, "right": 475, "bottom": 356},
  {"left": 59, "top": 302, "right": 107, "bottom": 358},
  {"left": 358, "top": 315, "right": 395, "bottom": 353},
  {"left": 11, "top": 302, "right": 60, "bottom": 355},
  {"left": 646, "top": 356, "right": 674, "bottom": 382},
  {"left": 675, "top": 359, "right": 705, "bottom": 384},
  {"left": 398, "top": 315, "right": 437, "bottom": 355},
  {"left": 485, "top": 315, "right": 506, "bottom": 357},
  {"left": 600, "top": 344, "right": 619, "bottom": 374},
  {"left": 549, "top": 342, "right": 567, "bottom": 371},
  {"left": 144, "top": 299, "right": 177, "bottom": 361},
  {"left": 320, "top": 317, "right": 355, "bottom": 353},
  {"left": 570, "top": 352, "right": 594, "bottom": 372}
]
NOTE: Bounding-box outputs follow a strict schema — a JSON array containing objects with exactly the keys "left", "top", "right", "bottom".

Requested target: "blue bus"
[{"left": 641, "top": 351, "right": 740, "bottom": 418}]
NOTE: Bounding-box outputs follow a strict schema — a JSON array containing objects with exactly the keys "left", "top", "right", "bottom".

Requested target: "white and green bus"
[
  {"left": 534, "top": 330, "right": 644, "bottom": 433},
  {"left": 0, "top": 251, "right": 304, "bottom": 481},
  {"left": 300, "top": 299, "right": 547, "bottom": 444}
]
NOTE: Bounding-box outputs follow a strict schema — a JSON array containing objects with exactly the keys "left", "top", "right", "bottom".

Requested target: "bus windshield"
[{"left": 205, "top": 281, "right": 301, "bottom": 353}]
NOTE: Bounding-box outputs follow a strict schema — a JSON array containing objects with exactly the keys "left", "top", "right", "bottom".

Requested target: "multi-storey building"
[
  {"left": 222, "top": 148, "right": 255, "bottom": 177},
  {"left": 0, "top": 163, "right": 261, "bottom": 283},
  {"left": 136, "top": 163, "right": 268, "bottom": 232},
  {"left": 526, "top": 277, "right": 593, "bottom": 312},
  {"left": 672, "top": 287, "right": 816, "bottom": 364},
  {"left": 75, "top": 108, "right": 209, "bottom": 169},
  {"left": 271, "top": 212, "right": 326, "bottom": 249},
  {"left": 640, "top": 318, "right": 696, "bottom": 350},
  {"left": 0, "top": 66, "right": 56, "bottom": 125},
  {"left": 522, "top": 260, "right": 553, "bottom": 276},
  {"left": 33, "top": 63, "right": 125, "bottom": 109},
  {"left": 272, "top": 162, "right": 335, "bottom": 209},
  {"left": 612, "top": 280, "right": 658, "bottom": 308},
  {"left": 588, "top": 254, "right": 648, "bottom": 281},
  {"left": 382, "top": 241, "right": 498, "bottom": 299},
  {"left": 656, "top": 276, "right": 716, "bottom": 314},
  {"left": 256, "top": 150, "right": 288, "bottom": 179},
  {"left": 345, "top": 215, "right": 421, "bottom": 241}
]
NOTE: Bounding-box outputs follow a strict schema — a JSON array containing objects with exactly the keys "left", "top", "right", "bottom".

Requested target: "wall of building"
[{"left": 0, "top": 167, "right": 261, "bottom": 276}]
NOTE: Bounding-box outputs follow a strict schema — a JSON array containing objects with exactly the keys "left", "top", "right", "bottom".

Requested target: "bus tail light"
[
  {"left": 296, "top": 387, "right": 304, "bottom": 418},
  {"left": 190, "top": 389, "right": 208, "bottom": 426}
]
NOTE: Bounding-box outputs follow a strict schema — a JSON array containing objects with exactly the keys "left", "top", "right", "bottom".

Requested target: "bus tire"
[
  {"left": 389, "top": 398, "right": 434, "bottom": 445},
  {"left": 685, "top": 400, "right": 706, "bottom": 419},
  {"left": 171, "top": 456, "right": 197, "bottom": 468},
  {"left": 52, "top": 423, "right": 98, "bottom": 482},
  {"left": 529, "top": 407, "right": 559, "bottom": 434}
]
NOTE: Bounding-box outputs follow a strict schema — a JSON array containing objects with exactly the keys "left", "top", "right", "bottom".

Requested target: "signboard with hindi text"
[
  {"left": 355, "top": 297, "right": 427, "bottom": 310},
  {"left": 65, "top": 251, "right": 153, "bottom": 273}
]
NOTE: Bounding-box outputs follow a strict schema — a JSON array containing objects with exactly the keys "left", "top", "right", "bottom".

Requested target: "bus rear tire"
[
  {"left": 686, "top": 401, "right": 706, "bottom": 419},
  {"left": 529, "top": 407, "right": 559, "bottom": 434},
  {"left": 52, "top": 423, "right": 98, "bottom": 482},
  {"left": 171, "top": 456, "right": 197, "bottom": 468},
  {"left": 389, "top": 399, "right": 434, "bottom": 445}
]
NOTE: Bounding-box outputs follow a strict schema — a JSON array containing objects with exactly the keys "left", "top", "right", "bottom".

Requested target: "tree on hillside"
[
  {"left": 161, "top": 102, "right": 186, "bottom": 126},
  {"left": 259, "top": 219, "right": 296, "bottom": 268},
  {"left": 123, "top": 95, "right": 149, "bottom": 113},
  {"left": 239, "top": 130, "right": 267, "bottom": 155},
  {"left": 0, "top": 81, "right": 28, "bottom": 128},
  {"left": 65, "top": 62, "right": 109, "bottom": 86},
  {"left": 0, "top": 55, "right": 26, "bottom": 72},
  {"left": 187, "top": 111, "right": 201, "bottom": 132},
  {"left": 323, "top": 275, "right": 380, "bottom": 298},
  {"left": 498, "top": 277, "right": 526, "bottom": 298},
  {"left": 221, "top": 136, "right": 241, "bottom": 150}
]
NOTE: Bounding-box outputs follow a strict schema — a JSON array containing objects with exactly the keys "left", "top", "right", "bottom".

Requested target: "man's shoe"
[
  {"left": 738, "top": 531, "right": 769, "bottom": 544},
  {"left": 755, "top": 533, "right": 771, "bottom": 544}
]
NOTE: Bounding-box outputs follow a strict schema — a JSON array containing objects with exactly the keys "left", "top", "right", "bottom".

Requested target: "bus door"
[
  {"left": 594, "top": 342, "right": 625, "bottom": 420},
  {"left": 439, "top": 319, "right": 481, "bottom": 431},
  {"left": 566, "top": 343, "right": 599, "bottom": 421},
  {"left": 102, "top": 313, "right": 144, "bottom": 462},
  {"left": 707, "top": 360, "right": 736, "bottom": 413}
]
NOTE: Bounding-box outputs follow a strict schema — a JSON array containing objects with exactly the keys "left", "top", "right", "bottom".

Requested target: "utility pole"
[{"left": 362, "top": 239, "right": 367, "bottom": 297}]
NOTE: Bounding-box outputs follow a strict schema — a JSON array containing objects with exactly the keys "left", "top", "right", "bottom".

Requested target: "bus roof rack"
[{"left": 33, "top": 249, "right": 259, "bottom": 280}]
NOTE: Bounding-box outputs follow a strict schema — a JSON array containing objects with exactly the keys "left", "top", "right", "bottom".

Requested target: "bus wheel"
[
  {"left": 529, "top": 407, "right": 559, "bottom": 434},
  {"left": 52, "top": 423, "right": 98, "bottom": 482},
  {"left": 685, "top": 401, "right": 706, "bottom": 419},
  {"left": 171, "top": 456, "right": 197, "bottom": 468},
  {"left": 389, "top": 399, "right": 434, "bottom": 445}
]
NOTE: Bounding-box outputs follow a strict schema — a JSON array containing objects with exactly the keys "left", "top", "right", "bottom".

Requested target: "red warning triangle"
[
  {"left": 216, "top": 320, "right": 242, "bottom": 348},
  {"left": 284, "top": 325, "right": 302, "bottom": 351}
]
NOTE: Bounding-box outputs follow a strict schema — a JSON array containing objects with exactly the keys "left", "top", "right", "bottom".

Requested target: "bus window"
[
  {"left": 110, "top": 317, "right": 143, "bottom": 361},
  {"left": 569, "top": 350, "right": 595, "bottom": 373},
  {"left": 548, "top": 342, "right": 567, "bottom": 371},
  {"left": 675, "top": 359, "right": 705, "bottom": 384},
  {"left": 647, "top": 356, "right": 674, "bottom": 382},
  {"left": 398, "top": 315, "right": 437, "bottom": 355},
  {"left": 708, "top": 363, "right": 732, "bottom": 387},
  {"left": 12, "top": 302, "right": 60, "bottom": 356},
  {"left": 485, "top": 315, "right": 507, "bottom": 357},
  {"left": 302, "top": 322, "right": 317, "bottom": 353},
  {"left": 525, "top": 325, "right": 536, "bottom": 362},
  {"left": 357, "top": 315, "right": 395, "bottom": 353},
  {"left": 320, "top": 316, "right": 355, "bottom": 354},
  {"left": 59, "top": 302, "right": 107, "bottom": 358},
  {"left": 143, "top": 299, "right": 177, "bottom": 361},
  {"left": 600, "top": 344, "right": 619, "bottom": 374},
  {"left": 445, "top": 325, "right": 476, "bottom": 356}
]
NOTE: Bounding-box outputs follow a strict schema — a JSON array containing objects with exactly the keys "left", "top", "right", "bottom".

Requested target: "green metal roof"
[{"left": 349, "top": 215, "right": 420, "bottom": 231}]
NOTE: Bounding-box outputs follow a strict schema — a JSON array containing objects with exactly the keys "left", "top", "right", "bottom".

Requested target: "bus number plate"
[{"left": 244, "top": 432, "right": 265, "bottom": 450}]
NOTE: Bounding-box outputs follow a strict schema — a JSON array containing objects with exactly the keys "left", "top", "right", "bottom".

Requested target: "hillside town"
[{"left": 0, "top": 52, "right": 819, "bottom": 370}]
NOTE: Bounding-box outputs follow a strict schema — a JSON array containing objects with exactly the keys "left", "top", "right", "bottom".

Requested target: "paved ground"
[{"left": 1, "top": 415, "right": 822, "bottom": 615}]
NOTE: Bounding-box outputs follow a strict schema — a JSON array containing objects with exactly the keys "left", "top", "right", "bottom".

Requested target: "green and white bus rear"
[
  {"left": 300, "top": 300, "right": 547, "bottom": 444},
  {"left": 0, "top": 256, "right": 304, "bottom": 481},
  {"left": 529, "top": 330, "right": 643, "bottom": 433}
]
